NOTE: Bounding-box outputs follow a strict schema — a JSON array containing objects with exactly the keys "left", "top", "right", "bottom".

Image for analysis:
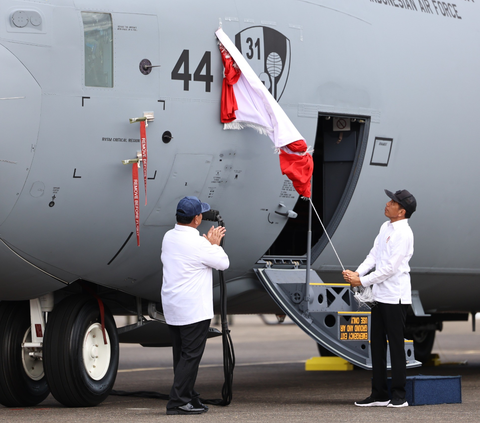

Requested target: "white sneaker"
[
  {"left": 355, "top": 396, "right": 390, "bottom": 407},
  {"left": 387, "top": 399, "right": 409, "bottom": 408}
]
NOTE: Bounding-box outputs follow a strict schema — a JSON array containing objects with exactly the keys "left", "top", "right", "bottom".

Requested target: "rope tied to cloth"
[{"left": 307, "top": 197, "right": 373, "bottom": 306}]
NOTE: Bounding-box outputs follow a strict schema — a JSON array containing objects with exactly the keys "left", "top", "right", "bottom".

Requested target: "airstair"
[{"left": 254, "top": 265, "right": 421, "bottom": 370}]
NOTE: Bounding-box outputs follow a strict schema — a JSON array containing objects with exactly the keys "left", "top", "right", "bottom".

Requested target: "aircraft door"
[
  {"left": 265, "top": 115, "right": 368, "bottom": 257},
  {"left": 0, "top": 46, "right": 41, "bottom": 226},
  {"left": 321, "top": 118, "right": 357, "bottom": 226}
]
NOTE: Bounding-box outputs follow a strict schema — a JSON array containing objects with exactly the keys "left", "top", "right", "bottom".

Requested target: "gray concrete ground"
[{"left": 1, "top": 315, "right": 480, "bottom": 422}]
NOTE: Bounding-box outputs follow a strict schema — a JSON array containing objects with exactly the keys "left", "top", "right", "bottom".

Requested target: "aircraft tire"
[
  {"left": 317, "top": 343, "right": 335, "bottom": 357},
  {"left": 43, "top": 295, "right": 119, "bottom": 407},
  {"left": 412, "top": 329, "right": 436, "bottom": 363},
  {"left": 0, "top": 301, "right": 50, "bottom": 407}
]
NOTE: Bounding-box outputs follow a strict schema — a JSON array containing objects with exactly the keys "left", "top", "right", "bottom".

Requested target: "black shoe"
[
  {"left": 166, "top": 403, "right": 205, "bottom": 415},
  {"left": 191, "top": 398, "right": 209, "bottom": 412},
  {"left": 387, "top": 398, "right": 408, "bottom": 408},
  {"left": 354, "top": 396, "right": 390, "bottom": 407}
]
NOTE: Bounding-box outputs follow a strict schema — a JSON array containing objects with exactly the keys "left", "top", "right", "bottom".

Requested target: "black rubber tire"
[
  {"left": 0, "top": 301, "right": 50, "bottom": 407},
  {"left": 412, "top": 329, "right": 436, "bottom": 363},
  {"left": 43, "top": 295, "right": 119, "bottom": 407},
  {"left": 317, "top": 343, "right": 335, "bottom": 357}
]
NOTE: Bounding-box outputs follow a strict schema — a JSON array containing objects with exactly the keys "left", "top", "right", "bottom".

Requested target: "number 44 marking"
[{"left": 171, "top": 50, "right": 213, "bottom": 92}]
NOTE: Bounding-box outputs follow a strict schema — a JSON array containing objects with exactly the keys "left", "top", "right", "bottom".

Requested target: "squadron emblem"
[{"left": 235, "top": 26, "right": 291, "bottom": 101}]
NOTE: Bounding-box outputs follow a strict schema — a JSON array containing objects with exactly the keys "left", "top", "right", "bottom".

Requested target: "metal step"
[{"left": 254, "top": 267, "right": 421, "bottom": 370}]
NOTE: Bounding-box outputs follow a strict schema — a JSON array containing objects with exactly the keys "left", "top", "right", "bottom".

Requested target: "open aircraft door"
[{"left": 256, "top": 113, "right": 421, "bottom": 369}]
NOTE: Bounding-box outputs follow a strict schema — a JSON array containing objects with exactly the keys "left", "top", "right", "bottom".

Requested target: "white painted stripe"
[{"left": 118, "top": 360, "right": 305, "bottom": 373}]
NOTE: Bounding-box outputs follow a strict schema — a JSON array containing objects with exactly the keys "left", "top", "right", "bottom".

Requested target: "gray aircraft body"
[{"left": 0, "top": 0, "right": 478, "bottom": 408}]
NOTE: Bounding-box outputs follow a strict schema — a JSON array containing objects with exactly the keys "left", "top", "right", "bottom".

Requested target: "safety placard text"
[{"left": 339, "top": 315, "right": 369, "bottom": 341}]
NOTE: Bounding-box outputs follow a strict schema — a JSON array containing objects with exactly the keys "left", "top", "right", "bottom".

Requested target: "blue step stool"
[{"left": 387, "top": 375, "right": 461, "bottom": 406}]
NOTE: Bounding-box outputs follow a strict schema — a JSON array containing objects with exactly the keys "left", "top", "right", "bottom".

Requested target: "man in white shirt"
[
  {"left": 343, "top": 189, "right": 417, "bottom": 408},
  {"left": 161, "top": 196, "right": 229, "bottom": 415}
]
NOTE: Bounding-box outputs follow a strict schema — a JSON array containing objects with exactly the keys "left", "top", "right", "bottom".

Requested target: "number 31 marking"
[{"left": 171, "top": 50, "right": 213, "bottom": 92}]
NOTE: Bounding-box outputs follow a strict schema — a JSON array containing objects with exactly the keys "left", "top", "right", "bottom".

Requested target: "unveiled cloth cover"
[{"left": 216, "top": 28, "right": 313, "bottom": 198}]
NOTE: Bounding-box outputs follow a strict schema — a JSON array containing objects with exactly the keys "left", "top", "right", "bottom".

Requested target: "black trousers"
[
  {"left": 167, "top": 319, "right": 211, "bottom": 409},
  {"left": 371, "top": 302, "right": 409, "bottom": 401}
]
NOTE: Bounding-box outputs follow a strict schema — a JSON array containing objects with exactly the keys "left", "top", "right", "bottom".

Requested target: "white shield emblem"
[{"left": 235, "top": 26, "right": 291, "bottom": 101}]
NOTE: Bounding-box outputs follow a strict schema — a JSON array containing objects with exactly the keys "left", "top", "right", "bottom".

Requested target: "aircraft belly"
[
  {"left": 0, "top": 239, "right": 67, "bottom": 300},
  {"left": 413, "top": 272, "right": 480, "bottom": 313}
]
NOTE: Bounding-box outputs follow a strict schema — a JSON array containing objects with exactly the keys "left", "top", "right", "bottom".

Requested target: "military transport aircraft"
[{"left": 1, "top": 0, "right": 478, "bottom": 408}]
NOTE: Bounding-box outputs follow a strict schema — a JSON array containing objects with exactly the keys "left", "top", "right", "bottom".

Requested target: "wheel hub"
[
  {"left": 90, "top": 345, "right": 99, "bottom": 359},
  {"left": 21, "top": 328, "right": 44, "bottom": 381},
  {"left": 82, "top": 323, "right": 111, "bottom": 381}
]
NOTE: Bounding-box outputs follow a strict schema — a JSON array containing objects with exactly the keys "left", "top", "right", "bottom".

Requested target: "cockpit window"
[{"left": 82, "top": 12, "right": 113, "bottom": 87}]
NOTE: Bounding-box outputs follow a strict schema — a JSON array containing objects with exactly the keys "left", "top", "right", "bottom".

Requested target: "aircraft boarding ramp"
[{"left": 254, "top": 267, "right": 421, "bottom": 370}]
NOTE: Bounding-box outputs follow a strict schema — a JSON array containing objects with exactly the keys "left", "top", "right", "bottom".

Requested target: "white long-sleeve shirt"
[
  {"left": 161, "top": 224, "right": 230, "bottom": 326},
  {"left": 356, "top": 219, "right": 414, "bottom": 304}
]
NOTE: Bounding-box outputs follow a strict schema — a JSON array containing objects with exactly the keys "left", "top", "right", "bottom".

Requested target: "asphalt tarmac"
[{"left": 2, "top": 315, "right": 480, "bottom": 422}]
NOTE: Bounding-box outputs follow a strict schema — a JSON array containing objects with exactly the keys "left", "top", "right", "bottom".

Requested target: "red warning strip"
[
  {"left": 132, "top": 163, "right": 140, "bottom": 246},
  {"left": 96, "top": 294, "right": 107, "bottom": 345},
  {"left": 35, "top": 323, "right": 43, "bottom": 338},
  {"left": 80, "top": 282, "right": 108, "bottom": 345},
  {"left": 140, "top": 120, "right": 148, "bottom": 205}
]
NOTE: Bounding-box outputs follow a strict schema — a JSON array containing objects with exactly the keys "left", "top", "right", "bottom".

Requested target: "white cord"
[
  {"left": 308, "top": 198, "right": 345, "bottom": 272},
  {"left": 308, "top": 198, "right": 375, "bottom": 305}
]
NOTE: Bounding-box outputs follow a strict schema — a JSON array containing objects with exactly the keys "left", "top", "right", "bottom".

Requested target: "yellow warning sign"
[{"left": 339, "top": 315, "right": 369, "bottom": 341}]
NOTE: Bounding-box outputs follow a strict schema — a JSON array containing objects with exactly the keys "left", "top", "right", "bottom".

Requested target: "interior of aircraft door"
[{"left": 265, "top": 114, "right": 369, "bottom": 261}]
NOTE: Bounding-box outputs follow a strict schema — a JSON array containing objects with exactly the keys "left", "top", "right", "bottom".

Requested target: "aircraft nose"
[{"left": 0, "top": 45, "right": 41, "bottom": 227}]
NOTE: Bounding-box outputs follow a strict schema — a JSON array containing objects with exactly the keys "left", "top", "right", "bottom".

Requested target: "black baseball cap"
[{"left": 385, "top": 189, "right": 417, "bottom": 216}]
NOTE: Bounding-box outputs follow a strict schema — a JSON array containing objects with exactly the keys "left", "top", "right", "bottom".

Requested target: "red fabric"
[
  {"left": 132, "top": 164, "right": 140, "bottom": 246},
  {"left": 279, "top": 140, "right": 314, "bottom": 198},
  {"left": 79, "top": 282, "right": 108, "bottom": 345},
  {"left": 140, "top": 121, "right": 147, "bottom": 206},
  {"left": 217, "top": 40, "right": 313, "bottom": 198},
  {"left": 220, "top": 48, "right": 241, "bottom": 123}
]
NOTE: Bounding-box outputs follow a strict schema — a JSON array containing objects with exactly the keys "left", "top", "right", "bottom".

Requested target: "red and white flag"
[{"left": 216, "top": 28, "right": 313, "bottom": 198}]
